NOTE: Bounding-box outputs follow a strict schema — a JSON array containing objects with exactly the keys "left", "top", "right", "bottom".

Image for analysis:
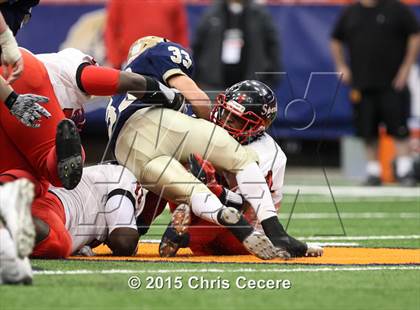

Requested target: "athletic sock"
[
  {"left": 396, "top": 156, "right": 413, "bottom": 178},
  {"left": 190, "top": 192, "right": 223, "bottom": 225},
  {"left": 261, "top": 216, "right": 307, "bottom": 257},
  {"left": 366, "top": 160, "right": 381, "bottom": 177},
  {"left": 235, "top": 162, "right": 277, "bottom": 222}
]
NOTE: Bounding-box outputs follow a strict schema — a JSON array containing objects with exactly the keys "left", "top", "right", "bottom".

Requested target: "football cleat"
[
  {"left": 305, "top": 243, "right": 324, "bottom": 257},
  {"left": 56, "top": 119, "right": 83, "bottom": 190},
  {"left": 0, "top": 222, "right": 33, "bottom": 285},
  {"left": 159, "top": 204, "right": 191, "bottom": 257},
  {"left": 0, "top": 254, "right": 33, "bottom": 285},
  {"left": 243, "top": 231, "right": 290, "bottom": 260},
  {"left": 0, "top": 179, "right": 35, "bottom": 258}
]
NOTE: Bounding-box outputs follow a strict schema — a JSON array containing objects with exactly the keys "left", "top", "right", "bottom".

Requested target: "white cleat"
[
  {"left": 0, "top": 226, "right": 33, "bottom": 285},
  {"left": 305, "top": 243, "right": 324, "bottom": 257},
  {"left": 243, "top": 231, "right": 291, "bottom": 260},
  {"left": 0, "top": 179, "right": 35, "bottom": 258}
]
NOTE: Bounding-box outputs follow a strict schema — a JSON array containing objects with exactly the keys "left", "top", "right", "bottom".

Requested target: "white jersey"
[
  {"left": 50, "top": 164, "right": 145, "bottom": 254},
  {"left": 35, "top": 48, "right": 95, "bottom": 112},
  {"left": 245, "top": 133, "right": 287, "bottom": 205}
]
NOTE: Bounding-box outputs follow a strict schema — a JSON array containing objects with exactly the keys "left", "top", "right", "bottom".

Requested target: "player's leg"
[
  {"left": 0, "top": 224, "right": 33, "bottom": 285},
  {"left": 354, "top": 90, "right": 382, "bottom": 185},
  {"left": 0, "top": 50, "right": 83, "bottom": 190},
  {"left": 141, "top": 155, "right": 282, "bottom": 259},
  {"left": 31, "top": 192, "right": 72, "bottom": 259},
  {"left": 0, "top": 179, "right": 35, "bottom": 285},
  {"left": 381, "top": 88, "right": 415, "bottom": 186},
  {"left": 0, "top": 169, "right": 50, "bottom": 198},
  {"left": 188, "top": 218, "right": 226, "bottom": 256},
  {"left": 0, "top": 124, "right": 49, "bottom": 197}
]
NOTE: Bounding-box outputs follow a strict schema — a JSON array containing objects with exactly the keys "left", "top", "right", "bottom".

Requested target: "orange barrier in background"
[{"left": 379, "top": 128, "right": 396, "bottom": 183}]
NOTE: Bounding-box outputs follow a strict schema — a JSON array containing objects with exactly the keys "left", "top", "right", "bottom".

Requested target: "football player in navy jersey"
[{"left": 106, "top": 36, "right": 295, "bottom": 260}]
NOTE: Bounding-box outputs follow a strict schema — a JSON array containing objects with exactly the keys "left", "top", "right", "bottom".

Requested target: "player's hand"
[
  {"left": 188, "top": 153, "right": 224, "bottom": 197},
  {"left": 338, "top": 64, "right": 352, "bottom": 85},
  {"left": 188, "top": 153, "right": 217, "bottom": 185},
  {"left": 7, "top": 93, "right": 51, "bottom": 128},
  {"left": 188, "top": 153, "right": 245, "bottom": 210},
  {"left": 166, "top": 88, "right": 186, "bottom": 112},
  {"left": 3, "top": 56, "right": 24, "bottom": 84},
  {"left": 142, "top": 77, "right": 186, "bottom": 112},
  {"left": 393, "top": 64, "right": 410, "bottom": 91}
]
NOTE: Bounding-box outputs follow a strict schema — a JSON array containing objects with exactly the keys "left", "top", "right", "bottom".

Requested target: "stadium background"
[{"left": 16, "top": 0, "right": 420, "bottom": 168}]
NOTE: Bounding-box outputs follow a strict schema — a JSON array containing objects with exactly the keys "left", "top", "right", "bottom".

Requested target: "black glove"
[
  {"left": 142, "top": 76, "right": 186, "bottom": 112},
  {"left": 5, "top": 91, "right": 50, "bottom": 128}
]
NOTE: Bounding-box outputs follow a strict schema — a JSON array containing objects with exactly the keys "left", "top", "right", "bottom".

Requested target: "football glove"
[
  {"left": 142, "top": 76, "right": 186, "bottom": 112},
  {"left": 5, "top": 92, "right": 50, "bottom": 128},
  {"left": 188, "top": 153, "right": 244, "bottom": 210}
]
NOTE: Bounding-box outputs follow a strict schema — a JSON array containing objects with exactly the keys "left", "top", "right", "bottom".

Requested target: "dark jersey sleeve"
[
  {"left": 331, "top": 7, "right": 351, "bottom": 42},
  {"left": 144, "top": 42, "right": 194, "bottom": 84},
  {"left": 396, "top": 2, "right": 420, "bottom": 36}
]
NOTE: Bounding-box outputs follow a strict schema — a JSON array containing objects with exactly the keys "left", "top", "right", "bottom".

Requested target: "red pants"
[
  {"left": 188, "top": 218, "right": 248, "bottom": 256},
  {"left": 0, "top": 49, "right": 67, "bottom": 193},
  {"left": 168, "top": 203, "right": 247, "bottom": 255},
  {"left": 31, "top": 191, "right": 72, "bottom": 259}
]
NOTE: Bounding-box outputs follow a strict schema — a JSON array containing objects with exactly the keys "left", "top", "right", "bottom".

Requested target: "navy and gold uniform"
[
  {"left": 107, "top": 36, "right": 257, "bottom": 205},
  {"left": 106, "top": 37, "right": 193, "bottom": 149}
]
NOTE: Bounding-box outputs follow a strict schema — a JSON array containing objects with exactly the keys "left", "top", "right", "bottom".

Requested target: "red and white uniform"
[
  {"left": 31, "top": 164, "right": 146, "bottom": 258},
  {"left": 0, "top": 48, "right": 120, "bottom": 197},
  {"left": 243, "top": 133, "right": 286, "bottom": 206},
  {"left": 188, "top": 133, "right": 287, "bottom": 255},
  {"left": 36, "top": 48, "right": 94, "bottom": 120}
]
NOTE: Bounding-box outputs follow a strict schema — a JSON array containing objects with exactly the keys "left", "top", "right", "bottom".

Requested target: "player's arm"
[
  {"left": 167, "top": 74, "right": 211, "bottom": 120},
  {"left": 0, "top": 12, "right": 23, "bottom": 83},
  {"left": 77, "top": 65, "right": 184, "bottom": 110},
  {"left": 104, "top": 189, "right": 139, "bottom": 256},
  {"left": 330, "top": 39, "right": 352, "bottom": 85}
]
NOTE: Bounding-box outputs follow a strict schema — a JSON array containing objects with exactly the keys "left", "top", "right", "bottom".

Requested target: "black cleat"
[{"left": 55, "top": 119, "right": 83, "bottom": 190}]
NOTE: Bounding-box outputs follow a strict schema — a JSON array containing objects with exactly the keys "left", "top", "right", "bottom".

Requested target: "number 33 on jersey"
[{"left": 106, "top": 38, "right": 194, "bottom": 148}]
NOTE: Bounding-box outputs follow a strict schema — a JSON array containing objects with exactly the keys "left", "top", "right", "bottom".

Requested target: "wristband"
[{"left": 4, "top": 91, "right": 18, "bottom": 109}]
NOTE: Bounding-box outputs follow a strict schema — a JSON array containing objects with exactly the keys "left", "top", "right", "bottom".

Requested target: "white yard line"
[
  {"left": 283, "top": 185, "right": 420, "bottom": 197},
  {"left": 33, "top": 265, "right": 420, "bottom": 276}
]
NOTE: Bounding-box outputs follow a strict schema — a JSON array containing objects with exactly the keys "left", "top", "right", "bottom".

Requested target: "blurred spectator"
[
  {"left": 331, "top": 0, "right": 420, "bottom": 186},
  {"left": 105, "top": 0, "right": 189, "bottom": 69},
  {"left": 192, "top": 0, "right": 281, "bottom": 93}
]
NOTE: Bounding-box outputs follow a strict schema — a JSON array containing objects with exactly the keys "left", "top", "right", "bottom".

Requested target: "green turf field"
[{"left": 1, "top": 192, "right": 419, "bottom": 310}]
